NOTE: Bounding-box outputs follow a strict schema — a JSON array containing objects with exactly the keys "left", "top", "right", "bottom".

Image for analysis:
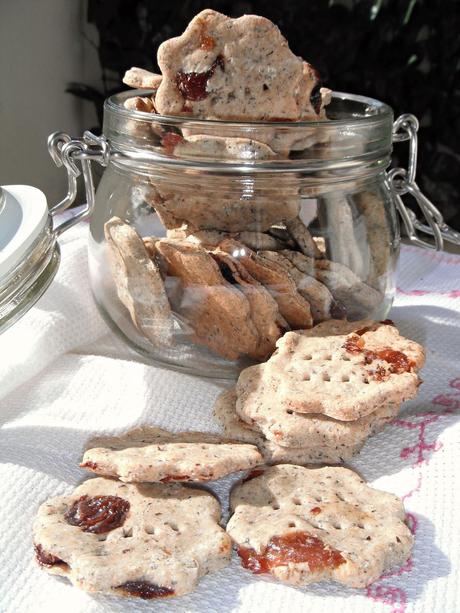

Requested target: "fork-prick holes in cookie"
[
  {"left": 145, "top": 526, "right": 155, "bottom": 535},
  {"left": 272, "top": 503, "right": 280, "bottom": 510},
  {"left": 357, "top": 523, "right": 365, "bottom": 529},
  {"left": 341, "top": 375, "right": 350, "bottom": 382},
  {"left": 322, "top": 373, "right": 331, "bottom": 382},
  {"left": 304, "top": 355, "right": 312, "bottom": 360},
  {"left": 303, "top": 374, "right": 311, "bottom": 381},
  {"left": 333, "top": 524, "right": 342, "bottom": 530},
  {"left": 166, "top": 522, "right": 179, "bottom": 532},
  {"left": 97, "top": 535, "right": 108, "bottom": 542},
  {"left": 122, "top": 527, "right": 133, "bottom": 538},
  {"left": 286, "top": 409, "right": 294, "bottom": 415},
  {"left": 288, "top": 522, "right": 296, "bottom": 528},
  {"left": 292, "top": 498, "right": 301, "bottom": 506}
]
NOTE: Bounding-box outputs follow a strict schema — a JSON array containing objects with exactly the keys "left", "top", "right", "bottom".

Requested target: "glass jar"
[
  {"left": 2, "top": 91, "right": 457, "bottom": 375},
  {"left": 87, "top": 91, "right": 398, "bottom": 377}
]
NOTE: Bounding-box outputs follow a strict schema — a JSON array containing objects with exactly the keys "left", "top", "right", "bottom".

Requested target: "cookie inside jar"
[{"left": 88, "top": 9, "right": 396, "bottom": 377}]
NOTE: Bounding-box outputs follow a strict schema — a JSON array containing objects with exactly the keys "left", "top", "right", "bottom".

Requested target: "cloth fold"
[{"left": 0, "top": 224, "right": 458, "bottom": 613}]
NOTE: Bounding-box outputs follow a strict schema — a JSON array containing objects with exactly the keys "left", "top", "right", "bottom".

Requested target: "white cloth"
[{"left": 0, "top": 225, "right": 459, "bottom": 613}]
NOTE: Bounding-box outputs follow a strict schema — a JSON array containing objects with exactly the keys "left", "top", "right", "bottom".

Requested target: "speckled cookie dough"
[
  {"left": 104, "top": 217, "right": 173, "bottom": 347},
  {"left": 280, "top": 250, "right": 383, "bottom": 320},
  {"left": 168, "top": 134, "right": 278, "bottom": 160},
  {"left": 123, "top": 66, "right": 163, "bottom": 89},
  {"left": 213, "top": 387, "right": 396, "bottom": 462},
  {"left": 260, "top": 250, "right": 338, "bottom": 323},
  {"left": 227, "top": 464, "right": 413, "bottom": 588},
  {"left": 155, "top": 10, "right": 329, "bottom": 121},
  {"left": 218, "top": 239, "right": 313, "bottom": 329},
  {"left": 155, "top": 238, "right": 259, "bottom": 359},
  {"left": 147, "top": 180, "right": 300, "bottom": 233},
  {"left": 34, "top": 477, "right": 231, "bottom": 599},
  {"left": 236, "top": 320, "right": 425, "bottom": 428},
  {"left": 81, "top": 426, "right": 263, "bottom": 482}
]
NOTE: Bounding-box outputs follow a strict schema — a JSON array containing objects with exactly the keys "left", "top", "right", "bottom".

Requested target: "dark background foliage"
[{"left": 72, "top": 0, "right": 460, "bottom": 229}]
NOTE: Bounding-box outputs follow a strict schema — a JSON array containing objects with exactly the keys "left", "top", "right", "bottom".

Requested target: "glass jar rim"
[
  {"left": 103, "top": 91, "right": 394, "bottom": 174},
  {"left": 106, "top": 90, "right": 393, "bottom": 129}
]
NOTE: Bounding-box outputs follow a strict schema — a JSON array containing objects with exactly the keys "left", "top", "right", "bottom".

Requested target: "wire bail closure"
[
  {"left": 47, "top": 131, "right": 110, "bottom": 236},
  {"left": 388, "top": 114, "right": 460, "bottom": 250}
]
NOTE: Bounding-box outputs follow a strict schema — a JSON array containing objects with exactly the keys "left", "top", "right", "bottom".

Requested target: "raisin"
[
  {"left": 238, "top": 531, "right": 345, "bottom": 575},
  {"left": 242, "top": 468, "right": 265, "bottom": 483},
  {"left": 160, "top": 475, "right": 189, "bottom": 482},
  {"left": 161, "top": 132, "right": 184, "bottom": 155},
  {"left": 376, "top": 349, "right": 414, "bottom": 373},
  {"left": 200, "top": 35, "right": 215, "bottom": 51},
  {"left": 116, "top": 580, "right": 174, "bottom": 599},
  {"left": 34, "top": 544, "right": 69, "bottom": 570},
  {"left": 80, "top": 461, "right": 98, "bottom": 471},
  {"left": 64, "top": 495, "right": 130, "bottom": 534},
  {"left": 237, "top": 546, "right": 270, "bottom": 574},
  {"left": 216, "top": 260, "right": 237, "bottom": 285},
  {"left": 310, "top": 84, "right": 322, "bottom": 115},
  {"left": 355, "top": 326, "right": 374, "bottom": 336},
  {"left": 342, "top": 335, "right": 365, "bottom": 354},
  {"left": 357, "top": 320, "right": 394, "bottom": 336},
  {"left": 176, "top": 55, "right": 225, "bottom": 101}
]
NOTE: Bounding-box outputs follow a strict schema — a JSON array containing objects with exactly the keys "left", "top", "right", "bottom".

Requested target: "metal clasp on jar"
[
  {"left": 388, "top": 114, "right": 460, "bottom": 250},
  {"left": 47, "top": 131, "right": 110, "bottom": 235}
]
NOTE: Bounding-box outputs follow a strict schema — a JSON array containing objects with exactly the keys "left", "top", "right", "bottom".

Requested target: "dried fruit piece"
[
  {"left": 34, "top": 544, "right": 68, "bottom": 570},
  {"left": 376, "top": 349, "right": 415, "bottom": 374},
  {"left": 176, "top": 55, "right": 225, "bottom": 101},
  {"left": 160, "top": 474, "right": 190, "bottom": 483},
  {"left": 115, "top": 580, "right": 174, "bottom": 599},
  {"left": 161, "top": 132, "right": 184, "bottom": 154},
  {"left": 242, "top": 468, "right": 265, "bottom": 483},
  {"left": 342, "top": 335, "right": 365, "bottom": 354},
  {"left": 238, "top": 531, "right": 345, "bottom": 575},
  {"left": 64, "top": 495, "right": 130, "bottom": 534}
]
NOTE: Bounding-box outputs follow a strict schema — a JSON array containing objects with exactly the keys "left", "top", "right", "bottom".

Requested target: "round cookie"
[
  {"left": 236, "top": 320, "right": 425, "bottom": 427},
  {"left": 227, "top": 464, "right": 413, "bottom": 588},
  {"left": 155, "top": 10, "right": 323, "bottom": 121},
  {"left": 215, "top": 386, "right": 399, "bottom": 457},
  {"left": 34, "top": 477, "right": 231, "bottom": 599},
  {"left": 81, "top": 426, "right": 263, "bottom": 483}
]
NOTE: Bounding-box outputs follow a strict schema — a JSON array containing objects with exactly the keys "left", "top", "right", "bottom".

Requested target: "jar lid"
[
  {"left": 0, "top": 185, "right": 60, "bottom": 334},
  {"left": 0, "top": 185, "right": 48, "bottom": 281}
]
